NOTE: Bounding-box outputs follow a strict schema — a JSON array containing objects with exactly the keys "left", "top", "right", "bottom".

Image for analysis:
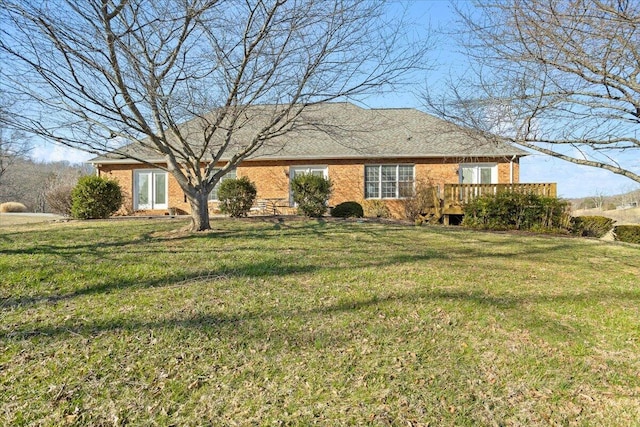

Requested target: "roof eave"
[{"left": 89, "top": 152, "right": 527, "bottom": 165}]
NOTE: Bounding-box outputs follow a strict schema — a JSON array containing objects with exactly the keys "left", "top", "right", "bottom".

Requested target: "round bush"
[
  {"left": 0, "top": 202, "right": 28, "bottom": 213},
  {"left": 291, "top": 174, "right": 332, "bottom": 217},
  {"left": 217, "top": 176, "right": 257, "bottom": 218},
  {"left": 71, "top": 175, "right": 123, "bottom": 219},
  {"left": 331, "top": 201, "right": 364, "bottom": 218}
]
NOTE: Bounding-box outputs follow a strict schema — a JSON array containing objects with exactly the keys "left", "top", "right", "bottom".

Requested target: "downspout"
[{"left": 509, "top": 156, "right": 516, "bottom": 184}]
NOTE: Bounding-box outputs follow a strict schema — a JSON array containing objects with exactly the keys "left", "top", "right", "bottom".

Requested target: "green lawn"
[{"left": 1, "top": 218, "right": 638, "bottom": 426}]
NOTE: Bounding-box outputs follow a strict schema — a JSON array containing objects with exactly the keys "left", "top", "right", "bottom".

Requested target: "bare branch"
[{"left": 425, "top": 0, "right": 640, "bottom": 185}]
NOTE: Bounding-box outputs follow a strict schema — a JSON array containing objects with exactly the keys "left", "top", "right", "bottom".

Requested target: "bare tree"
[
  {"left": 0, "top": 100, "right": 31, "bottom": 185},
  {"left": 424, "top": 0, "right": 640, "bottom": 185},
  {"left": 0, "top": 0, "right": 428, "bottom": 231}
]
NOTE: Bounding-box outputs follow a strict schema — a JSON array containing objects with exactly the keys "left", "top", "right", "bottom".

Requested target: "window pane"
[
  {"left": 480, "top": 167, "right": 492, "bottom": 184},
  {"left": 364, "top": 166, "right": 379, "bottom": 198},
  {"left": 399, "top": 182, "right": 414, "bottom": 198},
  {"left": 381, "top": 181, "right": 396, "bottom": 198},
  {"left": 461, "top": 167, "right": 474, "bottom": 184},
  {"left": 365, "top": 165, "right": 379, "bottom": 182},
  {"left": 137, "top": 173, "right": 149, "bottom": 205},
  {"left": 365, "top": 182, "right": 379, "bottom": 199},
  {"left": 381, "top": 165, "right": 396, "bottom": 182},
  {"left": 398, "top": 165, "right": 413, "bottom": 182},
  {"left": 154, "top": 173, "right": 166, "bottom": 205}
]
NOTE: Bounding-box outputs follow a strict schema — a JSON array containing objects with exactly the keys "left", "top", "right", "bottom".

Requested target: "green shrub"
[
  {"left": 217, "top": 176, "right": 257, "bottom": 218},
  {"left": 71, "top": 175, "right": 123, "bottom": 219},
  {"left": 571, "top": 216, "right": 615, "bottom": 238},
  {"left": 291, "top": 174, "right": 332, "bottom": 217},
  {"left": 614, "top": 225, "right": 640, "bottom": 244},
  {"left": 363, "top": 199, "right": 391, "bottom": 218},
  {"left": 463, "top": 191, "right": 571, "bottom": 232},
  {"left": 331, "top": 201, "right": 364, "bottom": 218},
  {"left": 0, "top": 202, "right": 28, "bottom": 213}
]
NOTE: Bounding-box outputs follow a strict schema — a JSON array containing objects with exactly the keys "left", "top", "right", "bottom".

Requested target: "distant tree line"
[{"left": 0, "top": 155, "right": 93, "bottom": 213}]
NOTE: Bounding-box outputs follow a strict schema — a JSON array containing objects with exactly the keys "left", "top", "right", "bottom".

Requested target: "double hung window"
[{"left": 365, "top": 165, "right": 414, "bottom": 199}]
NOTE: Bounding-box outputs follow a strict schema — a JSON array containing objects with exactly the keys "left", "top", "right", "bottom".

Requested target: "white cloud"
[{"left": 30, "top": 142, "right": 93, "bottom": 164}]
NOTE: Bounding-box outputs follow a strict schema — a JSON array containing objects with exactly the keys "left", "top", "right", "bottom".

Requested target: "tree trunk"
[{"left": 187, "top": 190, "right": 211, "bottom": 232}]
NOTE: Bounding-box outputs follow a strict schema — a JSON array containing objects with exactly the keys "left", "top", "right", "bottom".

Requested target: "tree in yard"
[
  {"left": 0, "top": 0, "right": 428, "bottom": 231},
  {"left": 0, "top": 100, "right": 30, "bottom": 186},
  {"left": 424, "top": 0, "right": 640, "bottom": 185}
]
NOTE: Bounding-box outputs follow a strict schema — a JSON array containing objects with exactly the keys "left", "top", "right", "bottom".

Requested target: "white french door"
[
  {"left": 460, "top": 164, "right": 497, "bottom": 184},
  {"left": 134, "top": 170, "right": 168, "bottom": 210}
]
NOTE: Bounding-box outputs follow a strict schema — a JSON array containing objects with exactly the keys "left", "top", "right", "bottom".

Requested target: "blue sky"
[{"left": 29, "top": 0, "right": 639, "bottom": 198}]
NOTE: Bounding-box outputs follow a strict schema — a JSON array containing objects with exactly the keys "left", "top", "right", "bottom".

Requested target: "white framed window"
[
  {"left": 208, "top": 169, "right": 237, "bottom": 201},
  {"left": 365, "top": 164, "right": 414, "bottom": 199},
  {"left": 459, "top": 163, "right": 497, "bottom": 184},
  {"left": 134, "top": 169, "right": 168, "bottom": 210},
  {"left": 289, "top": 166, "right": 328, "bottom": 205}
]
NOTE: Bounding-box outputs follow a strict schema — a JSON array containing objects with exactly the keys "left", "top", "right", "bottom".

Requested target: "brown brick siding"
[{"left": 98, "top": 156, "right": 520, "bottom": 218}]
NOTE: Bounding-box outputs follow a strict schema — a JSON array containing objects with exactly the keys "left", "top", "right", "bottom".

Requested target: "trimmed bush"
[
  {"left": 363, "top": 199, "right": 391, "bottom": 218},
  {"left": 71, "top": 176, "right": 123, "bottom": 219},
  {"left": 614, "top": 225, "right": 640, "bottom": 244},
  {"left": 291, "top": 173, "right": 332, "bottom": 217},
  {"left": 0, "top": 202, "right": 28, "bottom": 213},
  {"left": 331, "top": 201, "right": 364, "bottom": 218},
  {"left": 571, "top": 216, "right": 615, "bottom": 238},
  {"left": 217, "top": 176, "right": 257, "bottom": 218},
  {"left": 463, "top": 192, "right": 571, "bottom": 232}
]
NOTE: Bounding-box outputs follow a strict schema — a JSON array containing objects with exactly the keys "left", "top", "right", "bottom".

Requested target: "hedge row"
[
  {"left": 615, "top": 225, "right": 640, "bottom": 244},
  {"left": 462, "top": 192, "right": 571, "bottom": 232},
  {"left": 571, "top": 216, "right": 615, "bottom": 238}
]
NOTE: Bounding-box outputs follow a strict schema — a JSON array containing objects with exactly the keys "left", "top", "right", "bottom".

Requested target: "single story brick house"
[{"left": 89, "top": 102, "right": 530, "bottom": 218}]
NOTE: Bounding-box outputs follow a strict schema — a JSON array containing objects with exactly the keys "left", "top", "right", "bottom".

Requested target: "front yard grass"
[{"left": 1, "top": 218, "right": 638, "bottom": 425}]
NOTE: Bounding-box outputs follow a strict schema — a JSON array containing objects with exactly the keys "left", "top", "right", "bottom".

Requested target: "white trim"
[
  {"left": 364, "top": 164, "right": 415, "bottom": 199},
  {"left": 133, "top": 169, "right": 168, "bottom": 210},
  {"left": 459, "top": 163, "right": 498, "bottom": 184}
]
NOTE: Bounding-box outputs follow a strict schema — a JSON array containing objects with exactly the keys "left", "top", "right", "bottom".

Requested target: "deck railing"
[{"left": 443, "top": 183, "right": 557, "bottom": 207}]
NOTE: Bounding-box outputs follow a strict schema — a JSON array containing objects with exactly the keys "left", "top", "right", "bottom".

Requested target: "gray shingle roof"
[{"left": 89, "top": 102, "right": 527, "bottom": 164}]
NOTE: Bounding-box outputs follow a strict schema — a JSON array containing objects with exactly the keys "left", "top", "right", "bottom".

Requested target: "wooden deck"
[{"left": 423, "top": 183, "right": 557, "bottom": 224}]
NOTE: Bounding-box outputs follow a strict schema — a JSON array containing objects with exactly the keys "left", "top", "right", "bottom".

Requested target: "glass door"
[{"left": 134, "top": 170, "right": 168, "bottom": 210}]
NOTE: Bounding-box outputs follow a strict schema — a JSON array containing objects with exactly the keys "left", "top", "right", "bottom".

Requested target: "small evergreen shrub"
[
  {"left": 614, "top": 225, "right": 640, "bottom": 244},
  {"left": 331, "top": 201, "right": 364, "bottom": 218},
  {"left": 363, "top": 199, "right": 391, "bottom": 218},
  {"left": 217, "top": 177, "right": 257, "bottom": 218},
  {"left": 0, "top": 202, "right": 28, "bottom": 213},
  {"left": 463, "top": 192, "right": 571, "bottom": 232},
  {"left": 571, "top": 216, "right": 615, "bottom": 238},
  {"left": 291, "top": 174, "right": 332, "bottom": 217},
  {"left": 71, "top": 175, "right": 123, "bottom": 219}
]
